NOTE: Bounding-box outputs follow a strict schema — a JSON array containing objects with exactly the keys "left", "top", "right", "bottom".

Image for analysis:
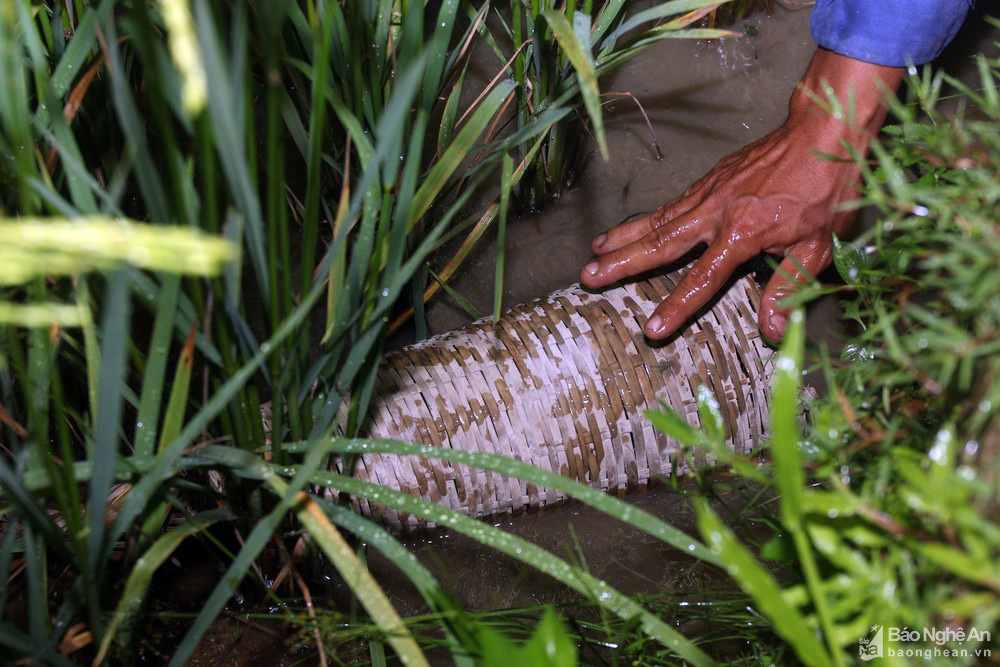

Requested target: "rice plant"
[{"left": 0, "top": 0, "right": 740, "bottom": 664}]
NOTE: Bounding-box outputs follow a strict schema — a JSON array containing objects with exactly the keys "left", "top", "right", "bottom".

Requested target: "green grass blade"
[
  {"left": 649, "top": 27, "right": 737, "bottom": 40},
  {"left": 282, "top": 438, "right": 719, "bottom": 565},
  {"left": 696, "top": 499, "right": 831, "bottom": 667},
  {"left": 600, "top": 0, "right": 725, "bottom": 47},
  {"left": 770, "top": 310, "right": 845, "bottom": 667},
  {"left": 771, "top": 309, "right": 805, "bottom": 529},
  {"left": 41, "top": 115, "right": 99, "bottom": 214},
  {"left": 916, "top": 541, "right": 1000, "bottom": 590},
  {"left": 267, "top": 478, "right": 429, "bottom": 667},
  {"left": 156, "top": 325, "right": 196, "bottom": 453},
  {"left": 430, "top": 268, "right": 483, "bottom": 321},
  {"left": 23, "top": 527, "right": 48, "bottom": 643},
  {"left": 644, "top": 403, "right": 706, "bottom": 448},
  {"left": 87, "top": 271, "right": 130, "bottom": 573},
  {"left": 543, "top": 10, "right": 607, "bottom": 159},
  {"left": 194, "top": 0, "right": 270, "bottom": 298},
  {"left": 101, "top": 28, "right": 169, "bottom": 221},
  {"left": 134, "top": 275, "right": 180, "bottom": 457},
  {"left": 371, "top": 0, "right": 393, "bottom": 82},
  {"left": 594, "top": 27, "right": 735, "bottom": 78},
  {"left": 447, "top": 1, "right": 490, "bottom": 76},
  {"left": 77, "top": 280, "right": 101, "bottom": 423},
  {"left": 422, "top": 0, "right": 459, "bottom": 108},
  {"left": 299, "top": 0, "right": 333, "bottom": 301},
  {"left": 0, "top": 514, "right": 18, "bottom": 614},
  {"left": 696, "top": 384, "right": 726, "bottom": 446},
  {"left": 438, "top": 66, "right": 468, "bottom": 151},
  {"left": 492, "top": 151, "right": 514, "bottom": 324},
  {"left": 93, "top": 508, "right": 235, "bottom": 663},
  {"left": 589, "top": 0, "right": 628, "bottom": 47},
  {"left": 388, "top": 110, "right": 430, "bottom": 277},
  {"left": 308, "top": 470, "right": 715, "bottom": 666},
  {"left": 407, "top": 78, "right": 516, "bottom": 229}
]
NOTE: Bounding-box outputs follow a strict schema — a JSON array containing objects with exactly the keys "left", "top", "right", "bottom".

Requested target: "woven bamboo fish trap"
[{"left": 347, "top": 269, "right": 774, "bottom": 531}]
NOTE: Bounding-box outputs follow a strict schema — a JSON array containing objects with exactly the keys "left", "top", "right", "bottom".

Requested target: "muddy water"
[{"left": 363, "top": 476, "right": 766, "bottom": 617}]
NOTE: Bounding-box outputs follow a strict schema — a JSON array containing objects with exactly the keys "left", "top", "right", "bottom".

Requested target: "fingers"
[
  {"left": 758, "top": 238, "right": 832, "bottom": 340},
  {"left": 581, "top": 213, "right": 709, "bottom": 289},
  {"left": 644, "top": 240, "right": 755, "bottom": 339},
  {"left": 591, "top": 190, "right": 701, "bottom": 255}
]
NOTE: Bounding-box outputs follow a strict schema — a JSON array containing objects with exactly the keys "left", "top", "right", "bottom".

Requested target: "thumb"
[{"left": 759, "top": 238, "right": 831, "bottom": 341}]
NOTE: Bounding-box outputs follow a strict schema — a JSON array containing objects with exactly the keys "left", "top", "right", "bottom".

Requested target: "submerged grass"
[{"left": 277, "top": 591, "right": 783, "bottom": 665}]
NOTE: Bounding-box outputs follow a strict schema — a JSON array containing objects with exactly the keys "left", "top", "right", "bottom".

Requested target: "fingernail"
[
  {"left": 584, "top": 261, "right": 599, "bottom": 276},
  {"left": 646, "top": 315, "right": 663, "bottom": 334},
  {"left": 770, "top": 314, "right": 787, "bottom": 337},
  {"left": 593, "top": 233, "right": 607, "bottom": 247}
]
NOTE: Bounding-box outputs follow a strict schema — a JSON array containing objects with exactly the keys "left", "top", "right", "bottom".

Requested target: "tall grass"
[{"left": 0, "top": 0, "right": 739, "bottom": 664}]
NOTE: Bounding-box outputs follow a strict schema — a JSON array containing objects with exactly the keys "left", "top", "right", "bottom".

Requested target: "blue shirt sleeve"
[{"left": 811, "top": 0, "right": 972, "bottom": 67}]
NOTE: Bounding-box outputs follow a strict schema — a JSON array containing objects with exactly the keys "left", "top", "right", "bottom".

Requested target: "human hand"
[{"left": 579, "top": 49, "right": 904, "bottom": 341}]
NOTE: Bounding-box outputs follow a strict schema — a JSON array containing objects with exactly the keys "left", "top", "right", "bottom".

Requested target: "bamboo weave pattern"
[{"left": 352, "top": 272, "right": 774, "bottom": 530}]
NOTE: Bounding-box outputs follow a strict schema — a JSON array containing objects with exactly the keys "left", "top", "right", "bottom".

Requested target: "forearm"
[{"left": 788, "top": 49, "right": 905, "bottom": 157}]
